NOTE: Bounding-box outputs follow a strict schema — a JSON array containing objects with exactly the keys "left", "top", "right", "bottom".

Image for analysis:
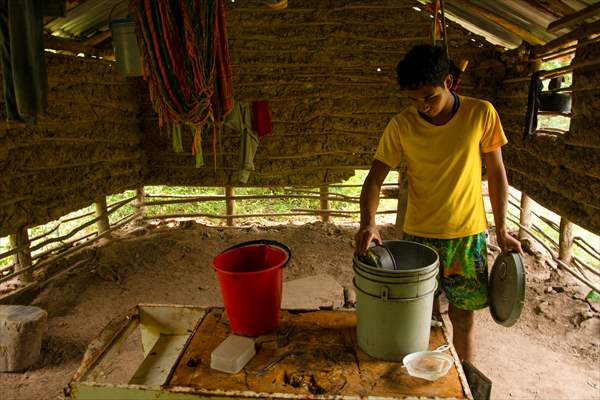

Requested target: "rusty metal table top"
[{"left": 169, "top": 309, "right": 471, "bottom": 399}]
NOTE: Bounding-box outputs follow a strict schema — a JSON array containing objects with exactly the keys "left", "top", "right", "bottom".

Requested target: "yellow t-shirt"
[{"left": 374, "top": 96, "right": 507, "bottom": 239}]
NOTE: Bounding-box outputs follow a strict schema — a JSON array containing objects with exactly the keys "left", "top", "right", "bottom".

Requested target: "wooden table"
[
  {"left": 69, "top": 305, "right": 472, "bottom": 399},
  {"left": 170, "top": 309, "right": 472, "bottom": 399}
]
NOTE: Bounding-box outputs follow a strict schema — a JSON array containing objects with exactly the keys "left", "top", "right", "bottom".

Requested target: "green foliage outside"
[
  {"left": 1, "top": 168, "right": 598, "bottom": 273},
  {"left": 0, "top": 171, "right": 398, "bottom": 272}
]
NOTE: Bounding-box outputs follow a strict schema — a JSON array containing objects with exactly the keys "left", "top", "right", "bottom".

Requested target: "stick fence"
[{"left": 1, "top": 183, "right": 598, "bottom": 302}]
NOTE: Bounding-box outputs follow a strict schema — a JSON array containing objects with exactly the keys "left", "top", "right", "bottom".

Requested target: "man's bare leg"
[{"left": 448, "top": 303, "right": 474, "bottom": 363}]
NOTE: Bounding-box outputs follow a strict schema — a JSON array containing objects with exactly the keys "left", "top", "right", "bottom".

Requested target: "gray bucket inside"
[
  {"left": 111, "top": 18, "right": 142, "bottom": 77},
  {"left": 353, "top": 240, "right": 439, "bottom": 360}
]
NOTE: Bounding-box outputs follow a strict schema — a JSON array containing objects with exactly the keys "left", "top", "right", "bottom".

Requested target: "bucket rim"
[
  {"left": 353, "top": 255, "right": 439, "bottom": 275},
  {"left": 213, "top": 242, "right": 290, "bottom": 276},
  {"left": 110, "top": 17, "right": 135, "bottom": 27},
  {"left": 354, "top": 239, "right": 439, "bottom": 274},
  {"left": 353, "top": 263, "right": 438, "bottom": 285}
]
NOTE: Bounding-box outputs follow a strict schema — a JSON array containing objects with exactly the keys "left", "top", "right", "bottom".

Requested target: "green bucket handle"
[
  {"left": 223, "top": 239, "right": 292, "bottom": 267},
  {"left": 353, "top": 278, "right": 438, "bottom": 302}
]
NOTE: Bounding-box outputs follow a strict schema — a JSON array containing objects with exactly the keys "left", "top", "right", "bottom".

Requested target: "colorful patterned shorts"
[{"left": 403, "top": 232, "right": 489, "bottom": 311}]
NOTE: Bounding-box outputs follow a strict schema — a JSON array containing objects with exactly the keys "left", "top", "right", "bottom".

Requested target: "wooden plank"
[
  {"left": 547, "top": 2, "right": 600, "bottom": 33},
  {"left": 169, "top": 309, "right": 469, "bottom": 399}
]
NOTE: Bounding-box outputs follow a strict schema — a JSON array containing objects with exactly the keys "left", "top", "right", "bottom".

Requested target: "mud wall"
[
  {"left": 495, "top": 42, "right": 600, "bottom": 234},
  {"left": 143, "top": 0, "right": 501, "bottom": 186},
  {"left": 0, "top": 55, "right": 144, "bottom": 237}
]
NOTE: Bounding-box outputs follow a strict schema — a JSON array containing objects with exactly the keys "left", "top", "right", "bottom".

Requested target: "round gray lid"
[{"left": 489, "top": 252, "right": 526, "bottom": 327}]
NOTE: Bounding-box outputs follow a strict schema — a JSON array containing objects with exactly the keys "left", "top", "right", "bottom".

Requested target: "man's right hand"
[{"left": 355, "top": 225, "right": 382, "bottom": 256}]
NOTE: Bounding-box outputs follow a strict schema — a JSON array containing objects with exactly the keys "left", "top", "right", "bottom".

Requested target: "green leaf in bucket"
[{"left": 586, "top": 290, "right": 600, "bottom": 302}]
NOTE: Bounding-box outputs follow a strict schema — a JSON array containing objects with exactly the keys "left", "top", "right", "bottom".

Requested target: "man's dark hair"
[{"left": 396, "top": 45, "right": 450, "bottom": 90}]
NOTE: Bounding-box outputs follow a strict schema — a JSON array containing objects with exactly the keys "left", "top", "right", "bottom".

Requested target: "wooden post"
[
  {"left": 518, "top": 193, "right": 533, "bottom": 241},
  {"left": 225, "top": 186, "right": 235, "bottom": 227},
  {"left": 320, "top": 186, "right": 330, "bottom": 223},
  {"left": 558, "top": 217, "right": 574, "bottom": 264},
  {"left": 395, "top": 165, "right": 408, "bottom": 239},
  {"left": 134, "top": 186, "right": 146, "bottom": 225},
  {"left": 9, "top": 226, "right": 33, "bottom": 283},
  {"left": 95, "top": 197, "right": 111, "bottom": 238}
]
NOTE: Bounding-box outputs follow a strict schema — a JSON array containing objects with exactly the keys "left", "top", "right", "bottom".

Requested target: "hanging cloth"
[
  {"left": 523, "top": 70, "right": 543, "bottom": 142},
  {"left": 0, "top": 0, "right": 48, "bottom": 122},
  {"left": 224, "top": 101, "right": 259, "bottom": 183},
  {"left": 251, "top": 100, "right": 272, "bottom": 138},
  {"left": 133, "top": 0, "right": 234, "bottom": 169}
]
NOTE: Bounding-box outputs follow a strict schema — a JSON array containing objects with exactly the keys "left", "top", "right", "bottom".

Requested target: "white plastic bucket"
[{"left": 110, "top": 17, "right": 142, "bottom": 77}]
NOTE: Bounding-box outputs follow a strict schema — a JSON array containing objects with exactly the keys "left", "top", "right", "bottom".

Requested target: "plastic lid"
[
  {"left": 489, "top": 252, "right": 526, "bottom": 327},
  {"left": 360, "top": 243, "right": 396, "bottom": 270}
]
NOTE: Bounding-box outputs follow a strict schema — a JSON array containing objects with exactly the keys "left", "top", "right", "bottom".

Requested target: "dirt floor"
[{"left": 1, "top": 220, "right": 599, "bottom": 400}]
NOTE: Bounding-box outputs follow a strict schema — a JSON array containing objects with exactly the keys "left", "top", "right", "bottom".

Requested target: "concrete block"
[
  {"left": 0, "top": 305, "right": 47, "bottom": 372},
  {"left": 282, "top": 274, "right": 344, "bottom": 310}
]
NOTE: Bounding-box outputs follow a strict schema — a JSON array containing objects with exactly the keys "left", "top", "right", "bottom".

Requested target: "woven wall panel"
[
  {"left": 144, "top": 0, "right": 498, "bottom": 186},
  {"left": 0, "top": 55, "right": 144, "bottom": 236}
]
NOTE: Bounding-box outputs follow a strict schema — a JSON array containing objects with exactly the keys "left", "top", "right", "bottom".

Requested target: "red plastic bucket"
[{"left": 213, "top": 240, "right": 291, "bottom": 336}]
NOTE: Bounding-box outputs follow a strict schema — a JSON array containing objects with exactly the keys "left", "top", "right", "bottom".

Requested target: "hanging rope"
[
  {"left": 440, "top": 0, "right": 448, "bottom": 58},
  {"left": 132, "top": 0, "right": 234, "bottom": 169},
  {"left": 428, "top": 0, "right": 466, "bottom": 91},
  {"left": 429, "top": 0, "right": 448, "bottom": 57}
]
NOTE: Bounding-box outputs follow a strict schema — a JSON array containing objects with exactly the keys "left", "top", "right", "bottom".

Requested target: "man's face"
[{"left": 404, "top": 75, "right": 453, "bottom": 119}]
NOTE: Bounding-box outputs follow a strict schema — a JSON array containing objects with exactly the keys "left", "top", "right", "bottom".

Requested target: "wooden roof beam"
[
  {"left": 44, "top": 35, "right": 112, "bottom": 58},
  {"left": 85, "top": 30, "right": 112, "bottom": 47},
  {"left": 533, "top": 20, "right": 600, "bottom": 57},
  {"left": 448, "top": 0, "right": 546, "bottom": 45},
  {"left": 547, "top": 2, "right": 600, "bottom": 33}
]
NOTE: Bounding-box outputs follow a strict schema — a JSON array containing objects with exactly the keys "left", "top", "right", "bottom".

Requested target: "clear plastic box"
[{"left": 210, "top": 334, "right": 256, "bottom": 374}]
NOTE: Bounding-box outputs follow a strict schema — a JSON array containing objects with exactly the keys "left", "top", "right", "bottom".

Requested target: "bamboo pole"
[
  {"left": 292, "top": 209, "right": 397, "bottom": 215},
  {"left": 225, "top": 186, "right": 235, "bottom": 227},
  {"left": 574, "top": 237, "right": 600, "bottom": 260},
  {"left": 134, "top": 187, "right": 146, "bottom": 225},
  {"left": 558, "top": 218, "right": 574, "bottom": 265},
  {"left": 519, "top": 193, "right": 533, "bottom": 241},
  {"left": 144, "top": 194, "right": 359, "bottom": 206},
  {"left": 145, "top": 212, "right": 315, "bottom": 220},
  {"left": 0, "top": 212, "right": 138, "bottom": 285},
  {"left": 95, "top": 197, "right": 111, "bottom": 238},
  {"left": 9, "top": 226, "right": 33, "bottom": 283},
  {"left": 0, "top": 196, "right": 135, "bottom": 262},
  {"left": 395, "top": 166, "right": 408, "bottom": 239},
  {"left": 320, "top": 186, "right": 330, "bottom": 223},
  {"left": 507, "top": 215, "right": 600, "bottom": 293}
]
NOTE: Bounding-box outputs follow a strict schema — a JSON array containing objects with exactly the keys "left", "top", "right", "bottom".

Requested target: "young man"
[{"left": 355, "top": 45, "right": 522, "bottom": 363}]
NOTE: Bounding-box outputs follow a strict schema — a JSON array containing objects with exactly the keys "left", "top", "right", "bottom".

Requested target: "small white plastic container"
[
  {"left": 402, "top": 351, "right": 454, "bottom": 381},
  {"left": 210, "top": 334, "right": 256, "bottom": 374}
]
